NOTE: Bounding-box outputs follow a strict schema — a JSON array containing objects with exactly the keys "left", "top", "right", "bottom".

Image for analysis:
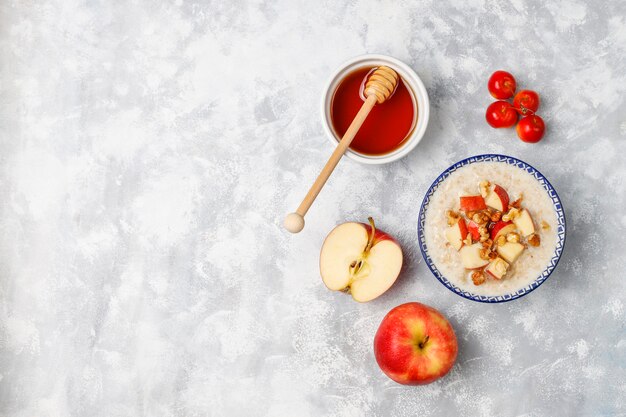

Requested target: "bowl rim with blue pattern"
[{"left": 417, "top": 154, "right": 566, "bottom": 303}]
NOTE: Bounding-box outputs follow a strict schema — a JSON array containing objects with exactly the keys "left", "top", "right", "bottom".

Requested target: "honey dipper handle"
[{"left": 284, "top": 94, "right": 378, "bottom": 233}]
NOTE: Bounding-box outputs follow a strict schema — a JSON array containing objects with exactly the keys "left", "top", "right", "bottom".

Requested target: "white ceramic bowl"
[{"left": 321, "top": 54, "right": 430, "bottom": 164}]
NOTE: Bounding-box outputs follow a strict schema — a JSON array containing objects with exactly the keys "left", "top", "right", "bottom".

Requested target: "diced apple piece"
[
  {"left": 485, "top": 257, "right": 509, "bottom": 280},
  {"left": 459, "top": 243, "right": 490, "bottom": 269},
  {"left": 496, "top": 242, "right": 525, "bottom": 263},
  {"left": 490, "top": 220, "right": 516, "bottom": 240},
  {"left": 513, "top": 209, "right": 535, "bottom": 237},
  {"left": 484, "top": 184, "right": 510, "bottom": 212},
  {"left": 467, "top": 220, "right": 481, "bottom": 240},
  {"left": 459, "top": 195, "right": 487, "bottom": 212},
  {"left": 444, "top": 218, "right": 468, "bottom": 251}
]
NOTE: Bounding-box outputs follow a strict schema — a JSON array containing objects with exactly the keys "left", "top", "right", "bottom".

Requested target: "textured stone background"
[{"left": 1, "top": 1, "right": 625, "bottom": 416}]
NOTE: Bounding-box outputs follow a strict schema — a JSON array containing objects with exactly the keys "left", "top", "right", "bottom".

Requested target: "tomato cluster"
[{"left": 486, "top": 71, "right": 545, "bottom": 143}]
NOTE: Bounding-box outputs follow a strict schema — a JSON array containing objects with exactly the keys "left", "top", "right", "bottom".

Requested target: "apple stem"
[
  {"left": 418, "top": 335, "right": 430, "bottom": 349},
  {"left": 364, "top": 217, "right": 376, "bottom": 253}
]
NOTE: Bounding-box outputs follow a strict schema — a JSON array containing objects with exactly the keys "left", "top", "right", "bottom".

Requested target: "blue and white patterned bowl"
[{"left": 417, "top": 154, "right": 566, "bottom": 303}]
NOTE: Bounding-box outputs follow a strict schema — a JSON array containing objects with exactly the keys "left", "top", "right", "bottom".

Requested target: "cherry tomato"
[
  {"left": 488, "top": 70, "right": 516, "bottom": 99},
  {"left": 513, "top": 90, "right": 540, "bottom": 115},
  {"left": 516, "top": 115, "right": 545, "bottom": 143},
  {"left": 486, "top": 101, "right": 518, "bottom": 128}
]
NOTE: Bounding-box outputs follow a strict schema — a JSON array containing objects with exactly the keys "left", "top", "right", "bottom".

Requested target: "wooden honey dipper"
[{"left": 284, "top": 66, "right": 399, "bottom": 233}]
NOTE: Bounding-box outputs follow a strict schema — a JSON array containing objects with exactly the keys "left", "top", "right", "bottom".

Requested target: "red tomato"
[
  {"left": 516, "top": 115, "right": 545, "bottom": 143},
  {"left": 486, "top": 101, "right": 518, "bottom": 128},
  {"left": 488, "top": 71, "right": 516, "bottom": 99},
  {"left": 513, "top": 90, "right": 540, "bottom": 115}
]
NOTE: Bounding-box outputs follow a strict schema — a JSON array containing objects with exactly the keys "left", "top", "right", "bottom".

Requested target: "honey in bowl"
[{"left": 330, "top": 67, "right": 417, "bottom": 156}]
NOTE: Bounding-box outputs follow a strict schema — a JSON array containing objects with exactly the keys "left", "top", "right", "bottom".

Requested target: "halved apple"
[
  {"left": 496, "top": 242, "right": 525, "bottom": 263},
  {"left": 484, "top": 184, "right": 510, "bottom": 212},
  {"left": 513, "top": 209, "right": 535, "bottom": 237},
  {"left": 320, "top": 218, "right": 403, "bottom": 303},
  {"left": 459, "top": 195, "right": 487, "bottom": 212},
  {"left": 445, "top": 218, "right": 468, "bottom": 251},
  {"left": 459, "top": 243, "right": 489, "bottom": 269},
  {"left": 490, "top": 220, "right": 516, "bottom": 240},
  {"left": 485, "top": 257, "right": 509, "bottom": 280}
]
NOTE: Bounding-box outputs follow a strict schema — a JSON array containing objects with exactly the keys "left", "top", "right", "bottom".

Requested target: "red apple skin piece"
[
  {"left": 490, "top": 220, "right": 515, "bottom": 240},
  {"left": 459, "top": 195, "right": 487, "bottom": 212},
  {"left": 467, "top": 220, "right": 481, "bottom": 240},
  {"left": 374, "top": 302, "right": 458, "bottom": 385}
]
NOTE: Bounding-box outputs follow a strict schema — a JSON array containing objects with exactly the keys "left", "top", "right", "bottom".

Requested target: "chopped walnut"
[
  {"left": 446, "top": 210, "right": 460, "bottom": 226},
  {"left": 473, "top": 212, "right": 490, "bottom": 225},
  {"left": 463, "top": 235, "right": 473, "bottom": 246},
  {"left": 502, "top": 208, "right": 520, "bottom": 222},
  {"left": 471, "top": 270, "right": 486, "bottom": 285},
  {"left": 479, "top": 248, "right": 491, "bottom": 260},
  {"left": 541, "top": 221, "right": 550, "bottom": 230},
  {"left": 528, "top": 233, "right": 541, "bottom": 247},
  {"left": 506, "top": 232, "right": 521, "bottom": 243},
  {"left": 481, "top": 239, "right": 493, "bottom": 249},
  {"left": 478, "top": 224, "right": 490, "bottom": 241},
  {"left": 466, "top": 211, "right": 476, "bottom": 220},
  {"left": 496, "top": 235, "right": 507, "bottom": 246},
  {"left": 488, "top": 251, "right": 498, "bottom": 260},
  {"left": 490, "top": 211, "right": 502, "bottom": 222},
  {"left": 479, "top": 180, "right": 491, "bottom": 198}
]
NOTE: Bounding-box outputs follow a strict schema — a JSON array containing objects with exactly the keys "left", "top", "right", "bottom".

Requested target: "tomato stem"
[{"left": 513, "top": 105, "right": 534, "bottom": 116}]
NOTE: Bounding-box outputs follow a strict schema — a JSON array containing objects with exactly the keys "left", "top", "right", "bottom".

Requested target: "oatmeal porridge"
[{"left": 423, "top": 161, "right": 558, "bottom": 296}]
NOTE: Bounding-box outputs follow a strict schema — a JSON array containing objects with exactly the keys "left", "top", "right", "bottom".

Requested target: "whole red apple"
[{"left": 374, "top": 302, "right": 458, "bottom": 385}]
